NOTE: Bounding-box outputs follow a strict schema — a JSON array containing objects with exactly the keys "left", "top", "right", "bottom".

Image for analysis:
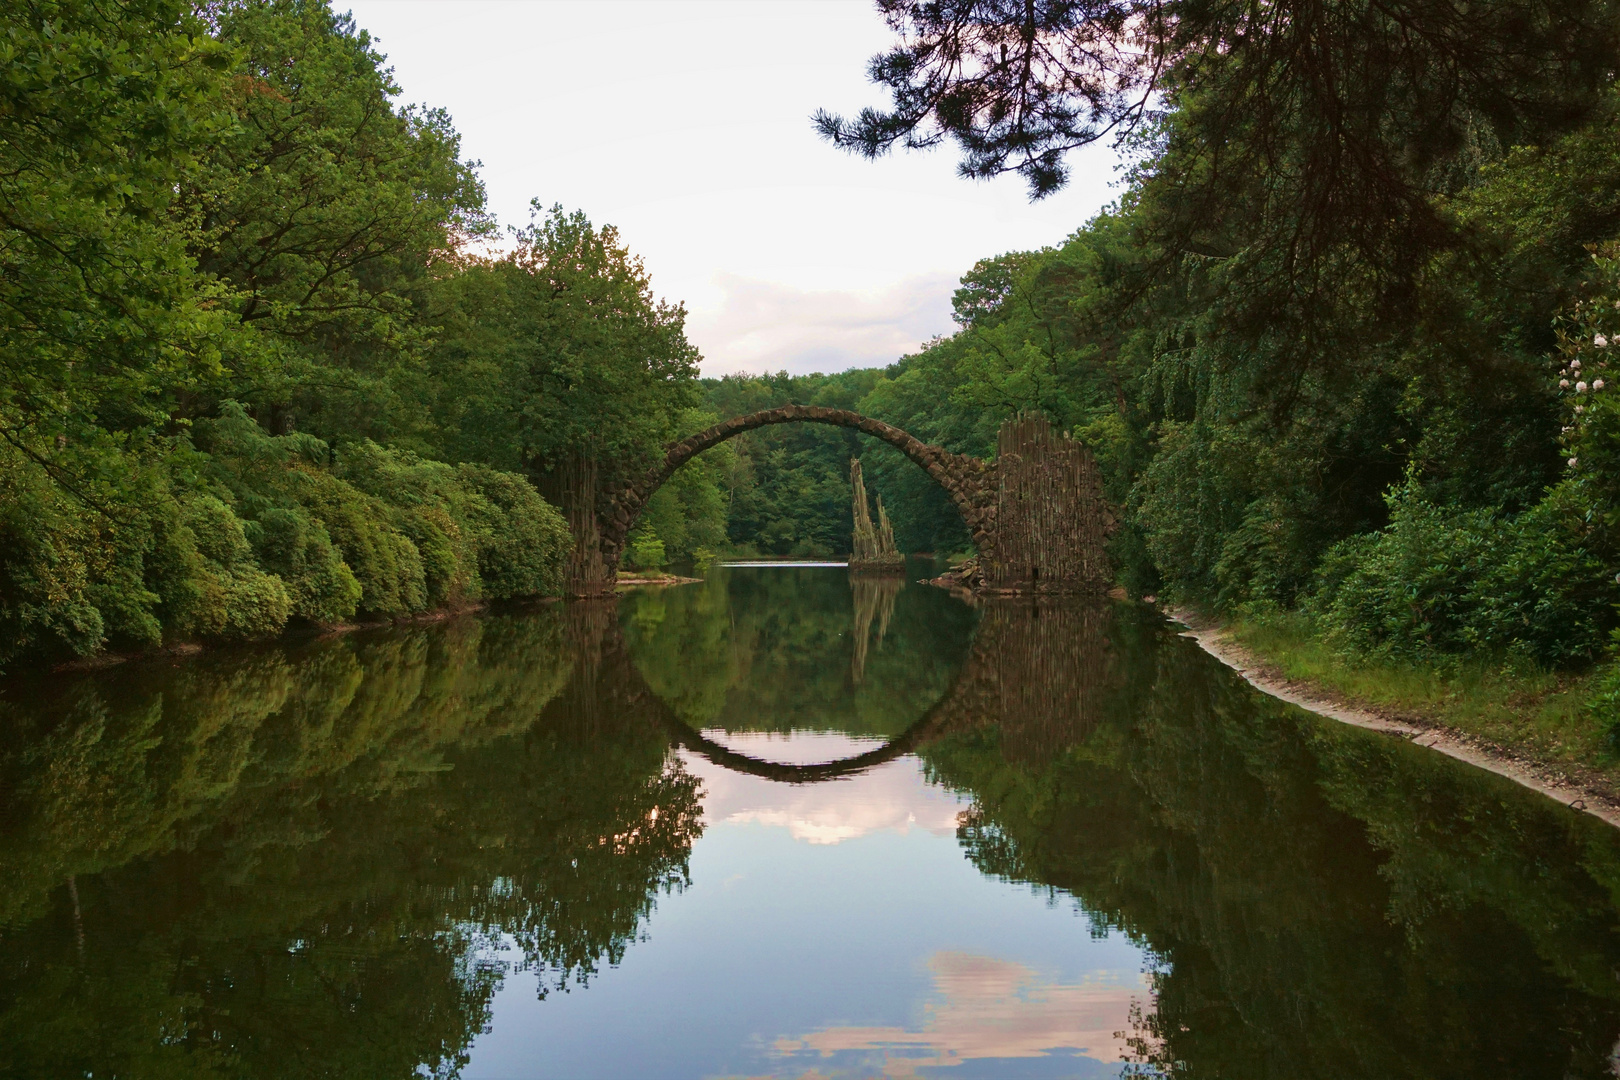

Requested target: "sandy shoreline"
[
  {"left": 1166, "top": 608, "right": 1620, "bottom": 830},
  {"left": 615, "top": 574, "right": 702, "bottom": 587}
]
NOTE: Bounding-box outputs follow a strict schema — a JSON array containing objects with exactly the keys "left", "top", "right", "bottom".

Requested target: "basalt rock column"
[
  {"left": 981, "top": 415, "right": 1113, "bottom": 592},
  {"left": 849, "top": 458, "right": 906, "bottom": 573}
]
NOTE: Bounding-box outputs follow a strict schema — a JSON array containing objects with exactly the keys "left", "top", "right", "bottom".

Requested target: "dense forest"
[
  {"left": 9, "top": 0, "right": 1620, "bottom": 734},
  {"left": 0, "top": 0, "right": 703, "bottom": 668}
]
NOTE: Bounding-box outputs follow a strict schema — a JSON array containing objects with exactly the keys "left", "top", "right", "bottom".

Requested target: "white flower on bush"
[
  {"left": 1578, "top": 381, "right": 1589, "bottom": 392},
  {"left": 1577, "top": 404, "right": 1587, "bottom": 413},
  {"left": 1573, "top": 358, "right": 1583, "bottom": 369},
  {"left": 1562, "top": 379, "right": 1571, "bottom": 388},
  {"left": 1571, "top": 457, "right": 1580, "bottom": 467},
  {"left": 1597, "top": 334, "right": 1609, "bottom": 347},
  {"left": 1598, "top": 379, "right": 1607, "bottom": 390}
]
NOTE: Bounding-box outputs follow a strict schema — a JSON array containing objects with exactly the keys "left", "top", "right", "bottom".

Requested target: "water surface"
[{"left": 2, "top": 566, "right": 1619, "bottom": 1078}]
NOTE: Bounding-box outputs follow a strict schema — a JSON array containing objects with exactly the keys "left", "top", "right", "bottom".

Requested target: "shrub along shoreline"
[
  {"left": 11, "top": 401, "right": 573, "bottom": 673},
  {"left": 46, "top": 591, "right": 543, "bottom": 674},
  {"left": 1168, "top": 606, "right": 1620, "bottom": 824}
]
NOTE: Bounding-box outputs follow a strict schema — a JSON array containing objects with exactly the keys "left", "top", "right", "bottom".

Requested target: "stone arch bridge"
[{"left": 573, "top": 406, "right": 1114, "bottom": 594}]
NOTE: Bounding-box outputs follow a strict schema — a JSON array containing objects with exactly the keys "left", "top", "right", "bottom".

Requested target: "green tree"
[
  {"left": 198, "top": 0, "right": 491, "bottom": 440},
  {"left": 0, "top": 1, "right": 233, "bottom": 661},
  {"left": 0, "top": 0, "right": 231, "bottom": 477},
  {"left": 0, "top": 0, "right": 580, "bottom": 667},
  {"left": 424, "top": 204, "right": 701, "bottom": 511}
]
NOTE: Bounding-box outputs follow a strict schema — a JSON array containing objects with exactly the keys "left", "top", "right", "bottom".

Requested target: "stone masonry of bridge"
[{"left": 577, "top": 406, "right": 1112, "bottom": 595}]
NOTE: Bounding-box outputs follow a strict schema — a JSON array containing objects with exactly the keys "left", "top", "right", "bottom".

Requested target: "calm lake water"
[{"left": 3, "top": 565, "right": 1620, "bottom": 1078}]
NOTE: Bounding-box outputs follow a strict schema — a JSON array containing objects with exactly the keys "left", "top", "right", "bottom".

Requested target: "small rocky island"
[{"left": 848, "top": 458, "right": 906, "bottom": 573}]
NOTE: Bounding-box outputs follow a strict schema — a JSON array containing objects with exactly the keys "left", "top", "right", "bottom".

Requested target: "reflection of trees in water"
[
  {"left": 554, "top": 596, "right": 620, "bottom": 731},
  {"left": 6, "top": 596, "right": 1620, "bottom": 1078},
  {"left": 0, "top": 610, "right": 701, "bottom": 1079},
  {"left": 643, "top": 596, "right": 1120, "bottom": 783},
  {"left": 849, "top": 573, "right": 902, "bottom": 684},
  {"left": 627, "top": 594, "right": 1120, "bottom": 782},
  {"left": 621, "top": 568, "right": 976, "bottom": 737},
  {"left": 920, "top": 604, "right": 1620, "bottom": 1079}
]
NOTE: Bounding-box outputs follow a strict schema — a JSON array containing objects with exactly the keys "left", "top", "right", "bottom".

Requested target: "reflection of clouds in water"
[
  {"left": 775, "top": 952, "right": 1148, "bottom": 1077},
  {"left": 681, "top": 732, "right": 968, "bottom": 845}
]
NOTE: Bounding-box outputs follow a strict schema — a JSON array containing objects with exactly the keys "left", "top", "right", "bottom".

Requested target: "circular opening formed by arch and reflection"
[{"left": 618, "top": 563, "right": 979, "bottom": 782}]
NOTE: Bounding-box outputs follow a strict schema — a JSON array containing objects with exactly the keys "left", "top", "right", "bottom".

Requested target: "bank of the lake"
[
  {"left": 1169, "top": 606, "right": 1620, "bottom": 827},
  {"left": 47, "top": 597, "right": 548, "bottom": 674},
  {"left": 45, "top": 566, "right": 760, "bottom": 674}
]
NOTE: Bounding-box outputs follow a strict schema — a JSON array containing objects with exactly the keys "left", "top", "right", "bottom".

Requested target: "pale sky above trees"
[{"left": 342, "top": 0, "right": 1119, "bottom": 375}]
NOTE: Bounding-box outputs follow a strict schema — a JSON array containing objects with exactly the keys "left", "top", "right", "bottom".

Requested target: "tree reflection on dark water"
[
  {"left": 0, "top": 612, "right": 702, "bottom": 1078},
  {"left": 919, "top": 604, "right": 1620, "bottom": 1078},
  {"left": 0, "top": 567, "right": 1617, "bottom": 1078}
]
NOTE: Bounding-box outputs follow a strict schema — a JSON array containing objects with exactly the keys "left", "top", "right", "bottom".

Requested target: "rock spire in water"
[{"left": 849, "top": 458, "right": 906, "bottom": 572}]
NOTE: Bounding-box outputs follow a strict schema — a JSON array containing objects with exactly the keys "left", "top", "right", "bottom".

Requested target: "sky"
[{"left": 342, "top": 0, "right": 1123, "bottom": 377}]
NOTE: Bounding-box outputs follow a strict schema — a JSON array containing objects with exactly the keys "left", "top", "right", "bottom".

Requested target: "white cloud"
[{"left": 690, "top": 272, "right": 956, "bottom": 377}]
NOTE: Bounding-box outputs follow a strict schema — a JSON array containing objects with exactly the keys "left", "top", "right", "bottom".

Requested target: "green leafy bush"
[
  {"left": 0, "top": 452, "right": 298, "bottom": 659},
  {"left": 1312, "top": 478, "right": 1615, "bottom": 667},
  {"left": 201, "top": 406, "right": 568, "bottom": 620},
  {"left": 0, "top": 461, "right": 111, "bottom": 664},
  {"left": 456, "top": 464, "right": 570, "bottom": 599},
  {"left": 628, "top": 528, "right": 667, "bottom": 571},
  {"left": 0, "top": 401, "right": 571, "bottom": 666},
  {"left": 335, "top": 441, "right": 484, "bottom": 607},
  {"left": 249, "top": 507, "right": 362, "bottom": 625},
  {"left": 1583, "top": 658, "right": 1620, "bottom": 755},
  {"left": 282, "top": 468, "right": 427, "bottom": 618},
  {"left": 175, "top": 495, "right": 292, "bottom": 638},
  {"left": 200, "top": 406, "right": 427, "bottom": 619}
]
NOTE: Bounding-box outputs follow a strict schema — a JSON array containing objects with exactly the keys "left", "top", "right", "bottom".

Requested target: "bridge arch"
[
  {"left": 657, "top": 715, "right": 946, "bottom": 784},
  {"left": 595, "top": 405, "right": 996, "bottom": 579}
]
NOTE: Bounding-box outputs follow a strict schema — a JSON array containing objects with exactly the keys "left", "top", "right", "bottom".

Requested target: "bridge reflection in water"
[{"left": 565, "top": 587, "right": 1119, "bottom": 784}]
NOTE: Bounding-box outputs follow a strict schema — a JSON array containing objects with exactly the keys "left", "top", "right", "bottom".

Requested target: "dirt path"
[{"left": 1166, "top": 609, "right": 1620, "bottom": 830}]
